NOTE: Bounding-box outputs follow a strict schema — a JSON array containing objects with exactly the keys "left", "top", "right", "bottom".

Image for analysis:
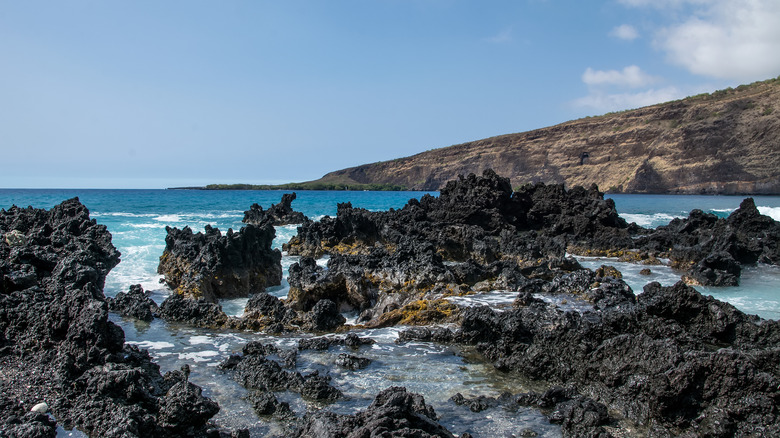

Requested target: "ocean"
[{"left": 2, "top": 189, "right": 779, "bottom": 437}]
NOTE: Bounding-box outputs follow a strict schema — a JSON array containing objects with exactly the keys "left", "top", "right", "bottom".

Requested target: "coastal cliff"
[{"left": 307, "top": 77, "right": 780, "bottom": 194}]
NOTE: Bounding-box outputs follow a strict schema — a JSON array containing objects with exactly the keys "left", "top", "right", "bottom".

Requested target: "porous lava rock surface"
[
  {"left": 0, "top": 198, "right": 230, "bottom": 438},
  {"left": 242, "top": 192, "right": 308, "bottom": 226},
  {"left": 402, "top": 280, "right": 780, "bottom": 437},
  {"left": 292, "top": 386, "right": 460, "bottom": 438},
  {"left": 157, "top": 223, "right": 282, "bottom": 302}
]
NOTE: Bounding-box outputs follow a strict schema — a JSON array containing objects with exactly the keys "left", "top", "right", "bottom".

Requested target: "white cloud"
[
  {"left": 610, "top": 24, "right": 639, "bottom": 40},
  {"left": 620, "top": 0, "right": 780, "bottom": 81},
  {"left": 658, "top": 0, "right": 780, "bottom": 80},
  {"left": 582, "top": 65, "right": 657, "bottom": 88},
  {"left": 573, "top": 86, "right": 684, "bottom": 112}
]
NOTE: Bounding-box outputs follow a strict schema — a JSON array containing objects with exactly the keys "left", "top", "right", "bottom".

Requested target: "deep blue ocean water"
[{"left": 2, "top": 189, "right": 780, "bottom": 436}]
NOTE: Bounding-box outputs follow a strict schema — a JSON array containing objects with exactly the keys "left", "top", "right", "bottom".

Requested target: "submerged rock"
[
  {"left": 157, "top": 223, "right": 282, "bottom": 302},
  {"left": 221, "top": 345, "right": 343, "bottom": 403},
  {"left": 107, "top": 284, "right": 159, "bottom": 322},
  {"left": 403, "top": 280, "right": 780, "bottom": 437},
  {"left": 293, "top": 386, "right": 457, "bottom": 438}
]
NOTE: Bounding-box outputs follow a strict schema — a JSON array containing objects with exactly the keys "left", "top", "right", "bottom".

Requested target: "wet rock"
[
  {"left": 157, "top": 223, "right": 282, "bottom": 302},
  {"left": 157, "top": 381, "right": 220, "bottom": 435},
  {"left": 442, "top": 281, "right": 780, "bottom": 437},
  {"left": 241, "top": 292, "right": 297, "bottom": 332},
  {"left": 639, "top": 268, "right": 652, "bottom": 275},
  {"left": 242, "top": 192, "right": 308, "bottom": 226},
  {"left": 246, "top": 390, "right": 293, "bottom": 417},
  {"left": 157, "top": 293, "right": 229, "bottom": 327},
  {"left": 632, "top": 198, "right": 780, "bottom": 283},
  {"left": 304, "top": 299, "right": 346, "bottom": 332},
  {"left": 335, "top": 353, "right": 371, "bottom": 370},
  {"left": 224, "top": 348, "right": 343, "bottom": 402},
  {"left": 293, "top": 386, "right": 457, "bottom": 438},
  {"left": 517, "top": 387, "right": 612, "bottom": 438},
  {"left": 449, "top": 393, "right": 510, "bottom": 413},
  {"left": 682, "top": 251, "right": 741, "bottom": 286},
  {"left": 298, "top": 333, "right": 376, "bottom": 351},
  {"left": 107, "top": 284, "right": 159, "bottom": 322}
]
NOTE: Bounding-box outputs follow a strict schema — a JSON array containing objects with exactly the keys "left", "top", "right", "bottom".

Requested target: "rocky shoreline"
[{"left": 2, "top": 171, "right": 779, "bottom": 437}]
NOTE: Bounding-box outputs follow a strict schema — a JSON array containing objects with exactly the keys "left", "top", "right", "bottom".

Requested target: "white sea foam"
[
  {"left": 126, "top": 223, "right": 163, "bottom": 229},
  {"left": 178, "top": 351, "right": 220, "bottom": 363},
  {"left": 189, "top": 336, "right": 213, "bottom": 345},
  {"left": 126, "top": 341, "right": 175, "bottom": 350},
  {"left": 758, "top": 206, "right": 780, "bottom": 221},
  {"left": 92, "top": 212, "right": 157, "bottom": 218},
  {"left": 154, "top": 214, "right": 182, "bottom": 222},
  {"left": 444, "top": 291, "right": 518, "bottom": 308},
  {"left": 620, "top": 213, "right": 679, "bottom": 228}
]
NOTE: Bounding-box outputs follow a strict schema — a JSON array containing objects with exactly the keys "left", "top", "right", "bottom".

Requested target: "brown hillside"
[{"left": 309, "top": 78, "right": 780, "bottom": 194}]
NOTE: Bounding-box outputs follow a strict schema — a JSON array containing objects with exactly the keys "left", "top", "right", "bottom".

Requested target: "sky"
[{"left": 1, "top": 0, "right": 779, "bottom": 188}]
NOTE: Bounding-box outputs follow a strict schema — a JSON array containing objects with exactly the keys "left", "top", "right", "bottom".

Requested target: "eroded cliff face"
[{"left": 312, "top": 78, "right": 780, "bottom": 194}]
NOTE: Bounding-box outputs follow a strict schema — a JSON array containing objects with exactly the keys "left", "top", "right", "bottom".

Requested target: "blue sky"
[{"left": 1, "top": 0, "right": 779, "bottom": 188}]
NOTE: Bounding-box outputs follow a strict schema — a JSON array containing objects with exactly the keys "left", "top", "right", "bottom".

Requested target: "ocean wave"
[
  {"left": 758, "top": 206, "right": 780, "bottom": 221},
  {"left": 153, "top": 214, "right": 182, "bottom": 222},
  {"left": 126, "top": 223, "right": 164, "bottom": 229},
  {"left": 126, "top": 340, "right": 175, "bottom": 350},
  {"left": 92, "top": 212, "right": 157, "bottom": 218},
  {"left": 620, "top": 213, "right": 679, "bottom": 227}
]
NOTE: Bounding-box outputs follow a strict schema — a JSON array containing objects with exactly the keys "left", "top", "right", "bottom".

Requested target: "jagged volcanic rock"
[
  {"left": 283, "top": 170, "right": 635, "bottom": 326},
  {"left": 242, "top": 192, "right": 308, "bottom": 226},
  {"left": 158, "top": 293, "right": 230, "bottom": 327},
  {"left": 297, "top": 333, "right": 376, "bottom": 351},
  {"left": 106, "top": 283, "right": 159, "bottom": 322},
  {"left": 292, "top": 386, "right": 458, "bottom": 438},
  {"left": 157, "top": 223, "right": 282, "bottom": 302},
  {"left": 629, "top": 197, "right": 780, "bottom": 286},
  {"left": 402, "top": 280, "right": 780, "bottom": 437},
  {"left": 0, "top": 198, "right": 227, "bottom": 437},
  {"left": 219, "top": 343, "right": 342, "bottom": 402}
]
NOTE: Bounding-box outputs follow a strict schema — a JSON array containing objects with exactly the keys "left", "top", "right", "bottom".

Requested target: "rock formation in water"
[
  {"left": 302, "top": 77, "right": 780, "bottom": 194},
  {"left": 0, "top": 198, "right": 232, "bottom": 437},
  {"left": 283, "top": 169, "right": 780, "bottom": 326},
  {"left": 218, "top": 341, "right": 343, "bottom": 405},
  {"left": 157, "top": 223, "right": 282, "bottom": 302},
  {"left": 106, "top": 284, "right": 159, "bottom": 322},
  {"left": 284, "top": 170, "right": 632, "bottom": 326},
  {"left": 293, "top": 386, "right": 459, "bottom": 438},
  {"left": 242, "top": 192, "right": 309, "bottom": 226},
  {"left": 401, "top": 280, "right": 780, "bottom": 437}
]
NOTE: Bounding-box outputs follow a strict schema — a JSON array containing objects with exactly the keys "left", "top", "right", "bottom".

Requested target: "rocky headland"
[{"left": 302, "top": 77, "right": 780, "bottom": 194}]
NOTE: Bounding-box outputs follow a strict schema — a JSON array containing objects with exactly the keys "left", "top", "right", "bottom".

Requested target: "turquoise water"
[{"left": 2, "top": 189, "right": 780, "bottom": 436}]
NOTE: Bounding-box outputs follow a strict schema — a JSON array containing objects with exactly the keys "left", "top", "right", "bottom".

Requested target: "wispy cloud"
[
  {"left": 574, "top": 65, "right": 681, "bottom": 112},
  {"left": 582, "top": 65, "right": 657, "bottom": 88},
  {"left": 485, "top": 28, "right": 512, "bottom": 44},
  {"left": 610, "top": 24, "right": 639, "bottom": 41},
  {"left": 573, "top": 86, "right": 683, "bottom": 112}
]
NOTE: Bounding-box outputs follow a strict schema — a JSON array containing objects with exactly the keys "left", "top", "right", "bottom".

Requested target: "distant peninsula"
[{"left": 178, "top": 76, "right": 780, "bottom": 194}]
